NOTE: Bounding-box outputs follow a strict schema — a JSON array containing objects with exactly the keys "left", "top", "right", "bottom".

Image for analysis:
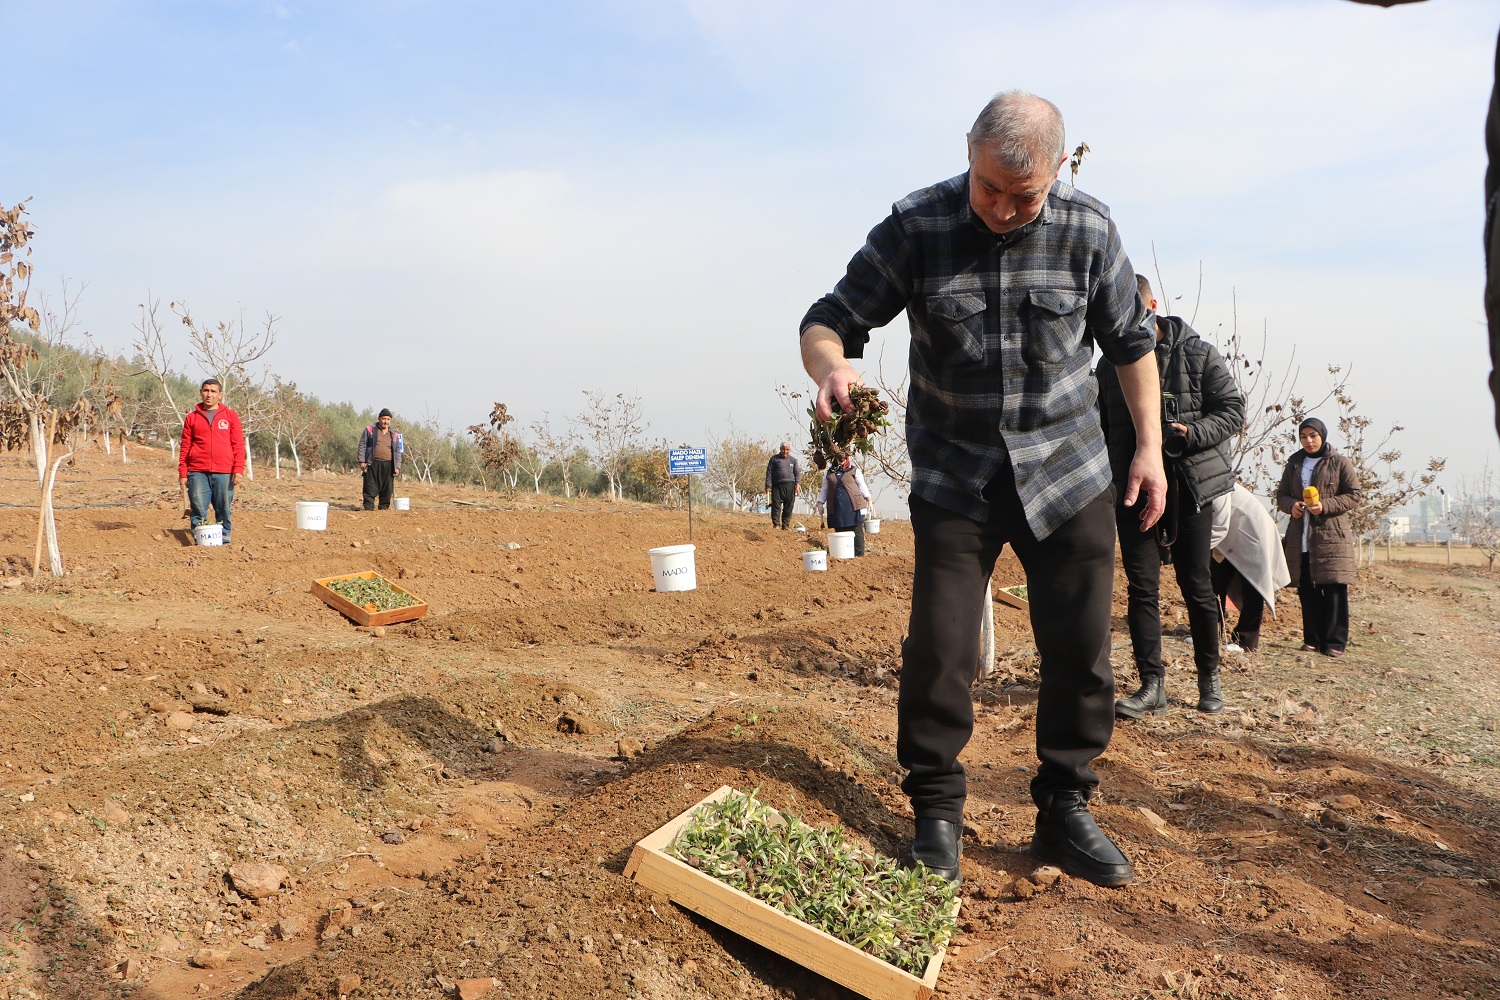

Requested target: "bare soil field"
[{"left": 2, "top": 444, "right": 1499, "bottom": 1000}]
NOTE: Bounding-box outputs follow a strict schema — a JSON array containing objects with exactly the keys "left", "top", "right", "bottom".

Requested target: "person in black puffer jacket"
[{"left": 1097, "top": 275, "right": 1245, "bottom": 718}]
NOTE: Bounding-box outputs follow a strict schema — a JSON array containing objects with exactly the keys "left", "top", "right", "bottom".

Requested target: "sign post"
[{"left": 668, "top": 447, "right": 708, "bottom": 540}]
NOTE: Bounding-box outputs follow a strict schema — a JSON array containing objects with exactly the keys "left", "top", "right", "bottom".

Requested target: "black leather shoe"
[
  {"left": 1030, "top": 790, "right": 1133, "bottom": 888},
  {"left": 901, "top": 817, "right": 962, "bottom": 884},
  {"left": 1197, "top": 669, "right": 1224, "bottom": 714},
  {"left": 1115, "top": 675, "right": 1167, "bottom": 720}
]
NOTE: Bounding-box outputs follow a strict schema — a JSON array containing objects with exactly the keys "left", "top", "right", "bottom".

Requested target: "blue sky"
[{"left": 3, "top": 0, "right": 1496, "bottom": 502}]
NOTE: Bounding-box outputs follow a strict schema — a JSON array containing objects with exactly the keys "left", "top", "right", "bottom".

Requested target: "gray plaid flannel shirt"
[{"left": 801, "top": 173, "right": 1155, "bottom": 539}]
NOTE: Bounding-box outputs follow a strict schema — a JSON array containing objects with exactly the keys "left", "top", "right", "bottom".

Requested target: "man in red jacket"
[{"left": 178, "top": 378, "right": 246, "bottom": 544}]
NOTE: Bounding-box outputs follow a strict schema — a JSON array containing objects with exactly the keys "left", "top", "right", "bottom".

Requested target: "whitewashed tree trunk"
[
  {"left": 170, "top": 436, "right": 178, "bottom": 461},
  {"left": 36, "top": 450, "right": 73, "bottom": 578},
  {"left": 29, "top": 413, "right": 45, "bottom": 486},
  {"left": 245, "top": 448, "right": 255, "bottom": 481},
  {"left": 120, "top": 433, "right": 128, "bottom": 464},
  {"left": 274, "top": 440, "right": 281, "bottom": 479},
  {"left": 103, "top": 431, "right": 112, "bottom": 455},
  {"left": 290, "top": 438, "right": 302, "bottom": 477}
]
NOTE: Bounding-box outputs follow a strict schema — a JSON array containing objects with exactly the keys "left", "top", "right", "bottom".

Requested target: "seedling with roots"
[{"left": 809, "top": 385, "right": 891, "bottom": 470}]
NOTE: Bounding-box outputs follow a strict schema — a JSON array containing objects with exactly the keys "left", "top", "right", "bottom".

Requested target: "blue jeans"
[{"left": 187, "top": 472, "right": 234, "bottom": 542}]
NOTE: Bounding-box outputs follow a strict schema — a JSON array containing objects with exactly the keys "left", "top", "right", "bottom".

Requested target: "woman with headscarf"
[
  {"left": 817, "top": 457, "right": 871, "bottom": 555},
  {"left": 1275, "top": 417, "right": 1362, "bottom": 657}
]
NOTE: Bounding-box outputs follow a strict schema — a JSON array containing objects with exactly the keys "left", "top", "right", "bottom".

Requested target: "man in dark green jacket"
[{"left": 1098, "top": 276, "right": 1245, "bottom": 717}]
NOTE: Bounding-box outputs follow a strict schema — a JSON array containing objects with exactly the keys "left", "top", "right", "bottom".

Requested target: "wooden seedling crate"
[
  {"left": 310, "top": 571, "right": 429, "bottom": 627},
  {"left": 994, "top": 584, "right": 1029, "bottom": 611},
  {"left": 624, "top": 786, "right": 959, "bottom": 1000}
]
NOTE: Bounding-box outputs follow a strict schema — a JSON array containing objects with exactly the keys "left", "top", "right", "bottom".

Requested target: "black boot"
[
  {"left": 1030, "top": 789, "right": 1133, "bottom": 888},
  {"left": 1197, "top": 669, "right": 1224, "bottom": 714},
  {"left": 1114, "top": 675, "right": 1166, "bottom": 720},
  {"left": 901, "top": 817, "right": 962, "bottom": 884}
]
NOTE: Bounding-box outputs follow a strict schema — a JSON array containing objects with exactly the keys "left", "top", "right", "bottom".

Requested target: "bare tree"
[
  {"left": 704, "top": 419, "right": 773, "bottom": 510},
  {"left": 267, "top": 376, "right": 324, "bottom": 477},
  {"left": 513, "top": 435, "right": 549, "bottom": 493},
  {"left": 1451, "top": 468, "right": 1500, "bottom": 571},
  {"left": 0, "top": 203, "right": 100, "bottom": 577},
  {"left": 1201, "top": 292, "right": 1348, "bottom": 499},
  {"left": 130, "top": 293, "right": 187, "bottom": 435},
  {"left": 400, "top": 409, "right": 448, "bottom": 484},
  {"left": 530, "top": 412, "right": 583, "bottom": 498},
  {"left": 173, "top": 300, "right": 277, "bottom": 480},
  {"left": 1322, "top": 374, "right": 1445, "bottom": 542},
  {"left": 578, "top": 390, "right": 646, "bottom": 500}
]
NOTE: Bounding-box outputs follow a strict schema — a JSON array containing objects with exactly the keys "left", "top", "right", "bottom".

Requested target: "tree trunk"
[
  {"left": 31, "top": 411, "right": 55, "bottom": 575},
  {"left": 103, "top": 430, "right": 112, "bottom": 455},
  {"left": 121, "top": 433, "right": 128, "bottom": 464},
  {"left": 245, "top": 448, "right": 255, "bottom": 481},
  {"left": 290, "top": 438, "right": 302, "bottom": 477},
  {"left": 29, "top": 412, "right": 45, "bottom": 486},
  {"left": 274, "top": 439, "right": 282, "bottom": 479},
  {"left": 42, "top": 451, "right": 72, "bottom": 578}
]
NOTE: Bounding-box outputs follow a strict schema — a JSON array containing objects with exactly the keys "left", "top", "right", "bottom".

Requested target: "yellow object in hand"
[{"left": 1303, "top": 486, "right": 1319, "bottom": 505}]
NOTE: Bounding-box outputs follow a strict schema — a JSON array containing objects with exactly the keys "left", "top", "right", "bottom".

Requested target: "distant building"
[{"left": 1386, "top": 515, "right": 1410, "bottom": 540}]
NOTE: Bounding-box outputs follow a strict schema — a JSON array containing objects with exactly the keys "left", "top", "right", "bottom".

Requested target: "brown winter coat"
[{"left": 1276, "top": 449, "right": 1361, "bottom": 586}]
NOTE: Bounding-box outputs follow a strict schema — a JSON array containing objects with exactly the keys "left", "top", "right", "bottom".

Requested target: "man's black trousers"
[
  {"left": 900, "top": 471, "right": 1117, "bottom": 824},
  {"left": 363, "top": 460, "right": 395, "bottom": 510},
  {"left": 770, "top": 482, "right": 797, "bottom": 528},
  {"left": 1116, "top": 500, "right": 1220, "bottom": 681}
]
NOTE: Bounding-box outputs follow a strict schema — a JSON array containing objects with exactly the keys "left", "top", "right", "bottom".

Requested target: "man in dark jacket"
[
  {"left": 357, "top": 409, "right": 404, "bottom": 510},
  {"left": 764, "top": 441, "right": 801, "bottom": 529},
  {"left": 1098, "top": 276, "right": 1245, "bottom": 717}
]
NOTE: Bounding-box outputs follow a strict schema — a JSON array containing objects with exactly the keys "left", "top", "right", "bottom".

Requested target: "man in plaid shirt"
[{"left": 800, "top": 90, "right": 1167, "bottom": 888}]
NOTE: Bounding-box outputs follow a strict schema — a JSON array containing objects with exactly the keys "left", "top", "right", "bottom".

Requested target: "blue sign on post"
[
  {"left": 668, "top": 448, "right": 707, "bottom": 476},
  {"left": 668, "top": 447, "right": 707, "bottom": 541}
]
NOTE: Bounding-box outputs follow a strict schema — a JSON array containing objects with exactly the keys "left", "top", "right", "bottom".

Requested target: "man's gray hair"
[
  {"left": 969, "top": 90, "right": 1066, "bottom": 177},
  {"left": 780, "top": 440, "right": 793, "bottom": 450}
]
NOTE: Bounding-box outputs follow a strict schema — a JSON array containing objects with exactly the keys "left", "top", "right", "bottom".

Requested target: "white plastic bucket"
[
  {"left": 193, "top": 523, "right": 223, "bottom": 547},
  {"left": 648, "top": 544, "right": 696, "bottom": 592},
  {"left": 802, "top": 549, "right": 827, "bottom": 572},
  {"left": 827, "top": 531, "right": 855, "bottom": 560},
  {"left": 393, "top": 497, "right": 410, "bottom": 511},
  {"left": 865, "top": 518, "right": 882, "bottom": 534},
  {"left": 295, "top": 501, "right": 329, "bottom": 531}
]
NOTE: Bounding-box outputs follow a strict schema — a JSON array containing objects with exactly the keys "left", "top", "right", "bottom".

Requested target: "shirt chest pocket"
[
  {"left": 1022, "top": 288, "right": 1087, "bottom": 366},
  {"left": 922, "top": 292, "right": 987, "bottom": 365}
]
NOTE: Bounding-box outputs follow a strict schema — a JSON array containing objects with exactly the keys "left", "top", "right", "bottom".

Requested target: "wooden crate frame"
[
  {"left": 624, "top": 786, "right": 959, "bottom": 1000},
  {"left": 311, "top": 571, "right": 429, "bottom": 627},
  {"left": 994, "top": 584, "right": 1029, "bottom": 611}
]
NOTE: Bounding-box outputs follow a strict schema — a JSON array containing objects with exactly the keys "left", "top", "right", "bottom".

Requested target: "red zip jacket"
[{"left": 179, "top": 403, "right": 246, "bottom": 478}]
